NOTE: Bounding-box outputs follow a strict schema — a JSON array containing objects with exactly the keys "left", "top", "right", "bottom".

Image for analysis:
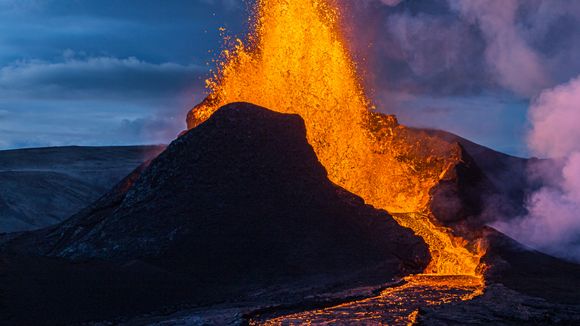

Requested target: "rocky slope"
[
  {"left": 0, "top": 145, "right": 164, "bottom": 232},
  {"left": 421, "top": 128, "right": 539, "bottom": 222},
  {"left": 0, "top": 103, "right": 428, "bottom": 324}
]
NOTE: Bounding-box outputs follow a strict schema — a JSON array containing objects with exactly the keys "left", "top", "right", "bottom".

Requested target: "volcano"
[
  {"left": 1, "top": 103, "right": 580, "bottom": 324},
  {"left": 0, "top": 103, "right": 428, "bottom": 324}
]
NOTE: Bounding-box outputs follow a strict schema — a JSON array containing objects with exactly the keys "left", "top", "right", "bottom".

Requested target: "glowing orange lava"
[
  {"left": 188, "top": 0, "right": 484, "bottom": 277},
  {"left": 253, "top": 275, "right": 484, "bottom": 325}
]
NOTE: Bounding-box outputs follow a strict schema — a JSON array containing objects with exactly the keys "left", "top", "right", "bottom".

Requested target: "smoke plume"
[
  {"left": 447, "top": 0, "right": 549, "bottom": 97},
  {"left": 494, "top": 76, "right": 580, "bottom": 262},
  {"left": 379, "top": 0, "right": 403, "bottom": 6},
  {"left": 350, "top": 0, "right": 580, "bottom": 260}
]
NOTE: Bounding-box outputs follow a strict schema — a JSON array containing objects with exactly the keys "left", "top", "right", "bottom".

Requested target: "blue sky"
[{"left": 1, "top": 0, "right": 579, "bottom": 157}]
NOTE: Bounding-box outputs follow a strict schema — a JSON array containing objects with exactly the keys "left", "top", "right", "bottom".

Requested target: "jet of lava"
[{"left": 188, "top": 0, "right": 485, "bottom": 277}]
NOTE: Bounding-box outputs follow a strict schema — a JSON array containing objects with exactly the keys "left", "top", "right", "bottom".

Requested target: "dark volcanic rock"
[
  {"left": 482, "top": 227, "right": 580, "bottom": 305},
  {"left": 429, "top": 143, "right": 489, "bottom": 226},
  {"left": 419, "top": 283, "right": 580, "bottom": 325},
  {"left": 421, "top": 128, "right": 541, "bottom": 224},
  {"left": 1, "top": 103, "right": 428, "bottom": 324},
  {"left": 44, "top": 102, "right": 428, "bottom": 277}
]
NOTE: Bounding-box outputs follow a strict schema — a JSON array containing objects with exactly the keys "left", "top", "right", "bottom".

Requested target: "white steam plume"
[{"left": 494, "top": 76, "right": 580, "bottom": 262}]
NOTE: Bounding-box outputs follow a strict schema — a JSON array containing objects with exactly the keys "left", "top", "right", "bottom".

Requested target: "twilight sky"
[{"left": 1, "top": 0, "right": 579, "bottom": 157}]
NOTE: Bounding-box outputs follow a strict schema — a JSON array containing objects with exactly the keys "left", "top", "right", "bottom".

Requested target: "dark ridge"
[{"left": 482, "top": 227, "right": 580, "bottom": 305}]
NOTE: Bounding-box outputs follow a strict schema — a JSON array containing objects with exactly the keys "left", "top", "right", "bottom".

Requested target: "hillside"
[{"left": 0, "top": 145, "right": 164, "bottom": 232}]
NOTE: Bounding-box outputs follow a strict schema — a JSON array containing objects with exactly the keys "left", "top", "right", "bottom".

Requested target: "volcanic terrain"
[
  {"left": 0, "top": 103, "right": 579, "bottom": 324},
  {"left": 0, "top": 145, "right": 164, "bottom": 232},
  {"left": 0, "top": 103, "right": 428, "bottom": 324},
  {"left": 1, "top": 103, "right": 579, "bottom": 325}
]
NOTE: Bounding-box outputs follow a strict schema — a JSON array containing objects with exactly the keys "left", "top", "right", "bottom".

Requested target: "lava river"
[{"left": 251, "top": 275, "right": 483, "bottom": 325}]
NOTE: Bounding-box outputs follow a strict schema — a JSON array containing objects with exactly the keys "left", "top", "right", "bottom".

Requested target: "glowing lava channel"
[{"left": 188, "top": 0, "right": 484, "bottom": 277}]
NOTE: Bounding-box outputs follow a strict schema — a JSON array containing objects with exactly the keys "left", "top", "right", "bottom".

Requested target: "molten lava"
[
  {"left": 252, "top": 275, "right": 484, "bottom": 324},
  {"left": 188, "top": 0, "right": 484, "bottom": 277}
]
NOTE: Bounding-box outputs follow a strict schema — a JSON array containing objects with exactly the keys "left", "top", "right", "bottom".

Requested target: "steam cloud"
[
  {"left": 379, "top": 0, "right": 403, "bottom": 6},
  {"left": 353, "top": 0, "right": 580, "bottom": 99},
  {"left": 447, "top": 0, "right": 549, "bottom": 97},
  {"left": 357, "top": 0, "right": 580, "bottom": 260},
  {"left": 494, "top": 76, "right": 580, "bottom": 262}
]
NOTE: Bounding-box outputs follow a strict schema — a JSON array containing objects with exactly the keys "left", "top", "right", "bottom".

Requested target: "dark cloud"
[
  {"left": 350, "top": 0, "right": 580, "bottom": 99},
  {"left": 0, "top": 52, "right": 202, "bottom": 150},
  {"left": 342, "top": 0, "right": 491, "bottom": 99},
  {"left": 448, "top": 0, "right": 550, "bottom": 97},
  {"left": 335, "top": 0, "right": 580, "bottom": 156},
  {"left": 0, "top": 54, "right": 206, "bottom": 100}
]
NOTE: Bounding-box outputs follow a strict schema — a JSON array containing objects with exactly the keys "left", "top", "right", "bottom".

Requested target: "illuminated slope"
[{"left": 187, "top": 0, "right": 483, "bottom": 275}]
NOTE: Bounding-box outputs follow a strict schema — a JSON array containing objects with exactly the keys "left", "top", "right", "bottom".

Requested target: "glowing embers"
[{"left": 188, "top": 0, "right": 484, "bottom": 276}]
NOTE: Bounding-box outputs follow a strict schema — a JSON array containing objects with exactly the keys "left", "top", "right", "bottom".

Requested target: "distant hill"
[{"left": 0, "top": 145, "right": 164, "bottom": 232}]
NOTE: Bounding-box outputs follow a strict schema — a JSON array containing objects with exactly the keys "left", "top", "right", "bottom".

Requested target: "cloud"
[
  {"left": 0, "top": 53, "right": 201, "bottom": 150},
  {"left": 342, "top": 0, "right": 492, "bottom": 99},
  {"left": 379, "top": 0, "right": 403, "bottom": 6},
  {"left": 340, "top": 0, "right": 580, "bottom": 158},
  {"left": 0, "top": 54, "right": 206, "bottom": 100},
  {"left": 359, "top": 0, "right": 403, "bottom": 7},
  {"left": 2, "top": 0, "right": 579, "bottom": 157},
  {"left": 447, "top": 0, "right": 550, "bottom": 97},
  {"left": 117, "top": 115, "right": 185, "bottom": 144},
  {"left": 0, "top": 98, "right": 190, "bottom": 150},
  {"left": 0, "top": 0, "right": 43, "bottom": 12},
  {"left": 0, "top": 1, "right": 245, "bottom": 150},
  {"left": 349, "top": 0, "right": 580, "bottom": 100},
  {"left": 385, "top": 12, "right": 482, "bottom": 80}
]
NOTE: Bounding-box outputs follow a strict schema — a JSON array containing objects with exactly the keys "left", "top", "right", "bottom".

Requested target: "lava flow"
[
  {"left": 251, "top": 275, "right": 483, "bottom": 325},
  {"left": 188, "top": 0, "right": 485, "bottom": 281}
]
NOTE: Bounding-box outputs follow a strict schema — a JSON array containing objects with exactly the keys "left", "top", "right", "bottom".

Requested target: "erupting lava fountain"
[{"left": 188, "top": 0, "right": 486, "bottom": 280}]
